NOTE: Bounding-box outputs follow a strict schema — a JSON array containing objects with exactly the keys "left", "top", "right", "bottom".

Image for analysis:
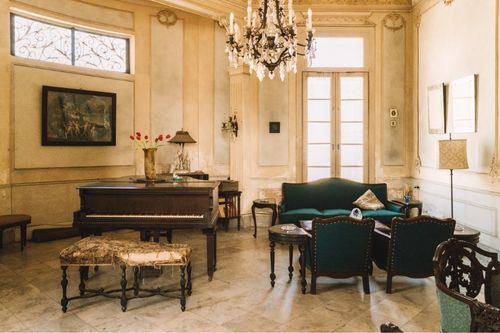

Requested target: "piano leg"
[{"left": 203, "top": 228, "right": 217, "bottom": 281}]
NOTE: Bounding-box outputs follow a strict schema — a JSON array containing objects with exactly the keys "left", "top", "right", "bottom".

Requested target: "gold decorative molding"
[
  {"left": 294, "top": 0, "right": 410, "bottom": 5},
  {"left": 415, "top": 13, "right": 423, "bottom": 28},
  {"left": 382, "top": 13, "right": 405, "bottom": 31},
  {"left": 489, "top": 155, "right": 500, "bottom": 182},
  {"left": 217, "top": 16, "right": 227, "bottom": 29},
  {"left": 443, "top": 0, "right": 454, "bottom": 5},
  {"left": 308, "top": 14, "right": 375, "bottom": 26},
  {"left": 156, "top": 9, "right": 178, "bottom": 27}
]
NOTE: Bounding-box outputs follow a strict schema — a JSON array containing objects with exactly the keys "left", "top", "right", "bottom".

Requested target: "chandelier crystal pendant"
[{"left": 224, "top": 0, "right": 315, "bottom": 81}]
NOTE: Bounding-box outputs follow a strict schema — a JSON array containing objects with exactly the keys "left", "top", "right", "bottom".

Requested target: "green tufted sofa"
[{"left": 279, "top": 178, "right": 404, "bottom": 226}]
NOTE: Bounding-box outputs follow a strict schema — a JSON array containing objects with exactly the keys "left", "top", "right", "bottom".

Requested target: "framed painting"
[
  {"left": 451, "top": 74, "right": 477, "bottom": 133},
  {"left": 427, "top": 83, "right": 446, "bottom": 134},
  {"left": 42, "top": 86, "right": 116, "bottom": 146}
]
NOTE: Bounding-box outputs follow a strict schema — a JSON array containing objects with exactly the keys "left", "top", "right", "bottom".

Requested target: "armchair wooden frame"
[{"left": 433, "top": 238, "right": 500, "bottom": 332}]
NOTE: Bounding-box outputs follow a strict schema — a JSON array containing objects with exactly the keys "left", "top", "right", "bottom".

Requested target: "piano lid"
[{"left": 78, "top": 180, "right": 219, "bottom": 191}]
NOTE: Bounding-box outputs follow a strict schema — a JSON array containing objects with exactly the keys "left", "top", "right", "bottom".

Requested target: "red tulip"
[
  {"left": 129, "top": 135, "right": 134, "bottom": 140},
  {"left": 136, "top": 132, "right": 141, "bottom": 137},
  {"left": 136, "top": 135, "right": 140, "bottom": 140},
  {"left": 158, "top": 134, "right": 163, "bottom": 141},
  {"left": 166, "top": 134, "right": 171, "bottom": 139}
]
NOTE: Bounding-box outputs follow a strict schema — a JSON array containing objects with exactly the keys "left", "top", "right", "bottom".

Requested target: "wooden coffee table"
[
  {"left": 373, "top": 221, "right": 480, "bottom": 244},
  {"left": 453, "top": 225, "right": 480, "bottom": 244},
  {"left": 268, "top": 224, "right": 310, "bottom": 294}
]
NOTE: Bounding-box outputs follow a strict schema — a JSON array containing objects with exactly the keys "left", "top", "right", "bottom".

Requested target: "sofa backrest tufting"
[{"left": 281, "top": 178, "right": 388, "bottom": 211}]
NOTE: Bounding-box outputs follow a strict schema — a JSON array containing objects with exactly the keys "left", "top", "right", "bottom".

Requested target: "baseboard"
[{"left": 31, "top": 227, "right": 80, "bottom": 242}]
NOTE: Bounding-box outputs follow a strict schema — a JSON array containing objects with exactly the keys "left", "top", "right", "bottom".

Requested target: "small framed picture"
[{"left": 269, "top": 122, "right": 280, "bottom": 133}]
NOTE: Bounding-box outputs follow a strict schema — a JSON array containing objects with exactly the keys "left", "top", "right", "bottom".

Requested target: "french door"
[{"left": 304, "top": 72, "right": 368, "bottom": 182}]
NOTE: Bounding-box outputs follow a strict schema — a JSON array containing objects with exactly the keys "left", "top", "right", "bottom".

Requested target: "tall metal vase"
[{"left": 143, "top": 148, "right": 157, "bottom": 180}]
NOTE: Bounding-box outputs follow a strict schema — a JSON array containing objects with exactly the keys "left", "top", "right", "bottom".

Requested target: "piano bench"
[{"left": 59, "top": 236, "right": 192, "bottom": 312}]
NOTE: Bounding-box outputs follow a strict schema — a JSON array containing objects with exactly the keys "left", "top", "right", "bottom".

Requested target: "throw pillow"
[{"left": 353, "top": 189, "right": 385, "bottom": 210}]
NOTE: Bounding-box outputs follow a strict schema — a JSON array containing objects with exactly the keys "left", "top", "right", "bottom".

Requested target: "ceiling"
[{"left": 148, "top": 0, "right": 413, "bottom": 19}]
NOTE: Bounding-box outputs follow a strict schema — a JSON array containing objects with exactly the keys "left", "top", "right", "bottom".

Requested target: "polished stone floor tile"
[{"left": 0, "top": 227, "right": 442, "bottom": 332}]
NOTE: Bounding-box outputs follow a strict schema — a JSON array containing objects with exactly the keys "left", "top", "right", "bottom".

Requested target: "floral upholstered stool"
[{"left": 59, "top": 236, "right": 192, "bottom": 312}]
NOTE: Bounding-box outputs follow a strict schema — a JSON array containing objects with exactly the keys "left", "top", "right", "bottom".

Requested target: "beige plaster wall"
[
  {"left": 12, "top": 65, "right": 135, "bottom": 169},
  {"left": 413, "top": 0, "right": 500, "bottom": 249},
  {"left": 2, "top": 0, "right": 227, "bottom": 238}
]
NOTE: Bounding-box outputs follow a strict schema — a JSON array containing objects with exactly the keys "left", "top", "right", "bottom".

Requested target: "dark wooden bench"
[{"left": 0, "top": 214, "right": 31, "bottom": 251}]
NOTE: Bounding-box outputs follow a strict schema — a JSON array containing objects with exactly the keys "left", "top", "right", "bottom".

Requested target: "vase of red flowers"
[{"left": 130, "top": 132, "right": 171, "bottom": 181}]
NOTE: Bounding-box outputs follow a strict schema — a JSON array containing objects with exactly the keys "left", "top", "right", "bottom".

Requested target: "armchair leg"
[
  {"left": 311, "top": 273, "right": 317, "bottom": 295},
  {"left": 362, "top": 274, "right": 370, "bottom": 294},
  {"left": 386, "top": 273, "right": 393, "bottom": 294}
]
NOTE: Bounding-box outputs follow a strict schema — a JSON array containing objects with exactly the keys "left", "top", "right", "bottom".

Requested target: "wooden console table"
[{"left": 218, "top": 191, "right": 242, "bottom": 231}]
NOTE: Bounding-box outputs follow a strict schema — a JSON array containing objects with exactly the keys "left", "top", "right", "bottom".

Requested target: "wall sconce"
[{"left": 222, "top": 113, "right": 238, "bottom": 138}]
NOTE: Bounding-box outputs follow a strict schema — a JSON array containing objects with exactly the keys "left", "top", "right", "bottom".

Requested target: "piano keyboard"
[{"left": 87, "top": 213, "right": 204, "bottom": 219}]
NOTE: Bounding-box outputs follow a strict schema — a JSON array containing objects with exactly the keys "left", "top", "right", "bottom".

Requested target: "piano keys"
[{"left": 73, "top": 179, "right": 219, "bottom": 280}]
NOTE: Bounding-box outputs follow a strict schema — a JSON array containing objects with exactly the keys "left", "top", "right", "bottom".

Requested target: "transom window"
[
  {"left": 11, "top": 14, "right": 129, "bottom": 73},
  {"left": 310, "top": 37, "right": 364, "bottom": 68}
]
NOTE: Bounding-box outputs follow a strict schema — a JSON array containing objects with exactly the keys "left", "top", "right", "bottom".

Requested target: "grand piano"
[{"left": 73, "top": 178, "right": 219, "bottom": 280}]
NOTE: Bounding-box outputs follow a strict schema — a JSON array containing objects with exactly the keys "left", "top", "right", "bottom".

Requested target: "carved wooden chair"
[
  {"left": 433, "top": 238, "right": 500, "bottom": 332},
  {"left": 310, "top": 216, "right": 375, "bottom": 294},
  {"left": 371, "top": 215, "right": 455, "bottom": 293}
]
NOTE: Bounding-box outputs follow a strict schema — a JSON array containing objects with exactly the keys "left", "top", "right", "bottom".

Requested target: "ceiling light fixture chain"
[{"left": 223, "top": 0, "right": 315, "bottom": 81}]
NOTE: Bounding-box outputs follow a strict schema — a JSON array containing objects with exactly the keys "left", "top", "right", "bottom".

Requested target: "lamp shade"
[
  {"left": 169, "top": 130, "right": 196, "bottom": 144},
  {"left": 439, "top": 139, "right": 468, "bottom": 170}
]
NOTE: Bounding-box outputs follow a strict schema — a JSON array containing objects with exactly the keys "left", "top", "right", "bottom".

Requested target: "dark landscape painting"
[{"left": 42, "top": 86, "right": 116, "bottom": 146}]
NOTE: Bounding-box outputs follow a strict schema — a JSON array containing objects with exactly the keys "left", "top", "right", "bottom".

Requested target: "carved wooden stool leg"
[
  {"left": 187, "top": 262, "right": 192, "bottom": 296},
  {"left": 79, "top": 266, "right": 87, "bottom": 296},
  {"left": 61, "top": 266, "right": 69, "bottom": 312},
  {"left": 120, "top": 265, "right": 128, "bottom": 312},
  {"left": 180, "top": 266, "right": 186, "bottom": 312},
  {"left": 133, "top": 266, "right": 139, "bottom": 296}
]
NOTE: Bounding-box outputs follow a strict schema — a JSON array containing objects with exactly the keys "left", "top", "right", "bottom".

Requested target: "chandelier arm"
[{"left": 261, "top": 48, "right": 293, "bottom": 71}]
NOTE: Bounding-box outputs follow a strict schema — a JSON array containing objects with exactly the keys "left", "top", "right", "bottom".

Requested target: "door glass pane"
[
  {"left": 308, "top": 100, "right": 331, "bottom": 121},
  {"left": 308, "top": 167, "right": 331, "bottom": 182},
  {"left": 341, "top": 123, "right": 363, "bottom": 144},
  {"left": 341, "top": 167, "right": 363, "bottom": 182},
  {"left": 310, "top": 37, "right": 364, "bottom": 68},
  {"left": 308, "top": 123, "right": 330, "bottom": 143},
  {"left": 307, "top": 144, "right": 330, "bottom": 166},
  {"left": 340, "top": 100, "right": 363, "bottom": 122},
  {"left": 340, "top": 145, "right": 363, "bottom": 166},
  {"left": 340, "top": 77, "right": 364, "bottom": 99},
  {"left": 307, "top": 77, "right": 331, "bottom": 99}
]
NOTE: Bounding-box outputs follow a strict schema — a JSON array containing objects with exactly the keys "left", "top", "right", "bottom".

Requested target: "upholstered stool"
[
  {"left": 0, "top": 214, "right": 31, "bottom": 251},
  {"left": 59, "top": 236, "right": 192, "bottom": 312}
]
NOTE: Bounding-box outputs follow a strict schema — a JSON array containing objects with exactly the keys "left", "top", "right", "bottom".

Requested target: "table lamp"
[
  {"left": 438, "top": 137, "right": 468, "bottom": 218},
  {"left": 169, "top": 129, "right": 196, "bottom": 173}
]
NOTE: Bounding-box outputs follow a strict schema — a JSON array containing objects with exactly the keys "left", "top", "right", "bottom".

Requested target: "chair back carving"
[{"left": 433, "top": 238, "right": 500, "bottom": 332}]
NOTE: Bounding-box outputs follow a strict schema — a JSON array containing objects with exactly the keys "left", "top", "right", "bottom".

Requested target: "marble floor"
[{"left": 0, "top": 226, "right": 442, "bottom": 332}]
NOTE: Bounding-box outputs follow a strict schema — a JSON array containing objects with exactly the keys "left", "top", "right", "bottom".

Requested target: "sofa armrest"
[
  {"left": 278, "top": 201, "right": 286, "bottom": 214},
  {"left": 386, "top": 200, "right": 404, "bottom": 213}
]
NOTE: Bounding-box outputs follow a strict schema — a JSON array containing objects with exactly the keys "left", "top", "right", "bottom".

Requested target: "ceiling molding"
[{"left": 149, "top": 0, "right": 245, "bottom": 19}]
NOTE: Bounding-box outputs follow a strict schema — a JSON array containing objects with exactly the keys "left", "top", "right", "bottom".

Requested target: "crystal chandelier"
[{"left": 224, "top": 0, "right": 315, "bottom": 81}]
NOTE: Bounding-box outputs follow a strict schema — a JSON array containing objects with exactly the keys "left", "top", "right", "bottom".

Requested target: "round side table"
[
  {"left": 252, "top": 199, "right": 277, "bottom": 238},
  {"left": 268, "top": 224, "right": 309, "bottom": 294},
  {"left": 453, "top": 225, "right": 480, "bottom": 244}
]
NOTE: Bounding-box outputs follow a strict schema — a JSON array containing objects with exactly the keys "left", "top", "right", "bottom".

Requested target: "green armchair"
[
  {"left": 310, "top": 216, "right": 375, "bottom": 294},
  {"left": 372, "top": 215, "right": 455, "bottom": 293},
  {"left": 433, "top": 238, "right": 500, "bottom": 332}
]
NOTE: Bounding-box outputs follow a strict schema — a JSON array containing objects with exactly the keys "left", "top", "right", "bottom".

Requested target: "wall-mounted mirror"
[
  {"left": 427, "top": 83, "right": 446, "bottom": 134},
  {"left": 451, "top": 74, "right": 477, "bottom": 133}
]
